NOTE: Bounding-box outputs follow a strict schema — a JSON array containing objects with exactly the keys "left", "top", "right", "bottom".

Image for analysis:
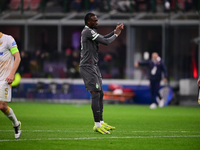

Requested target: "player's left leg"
[{"left": 149, "top": 80, "right": 157, "bottom": 109}]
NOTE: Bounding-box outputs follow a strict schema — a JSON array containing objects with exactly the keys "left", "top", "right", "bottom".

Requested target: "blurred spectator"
[
  {"left": 98, "top": 0, "right": 112, "bottom": 12},
  {"left": 45, "top": 0, "right": 71, "bottom": 12},
  {"left": 170, "top": 0, "right": 196, "bottom": 12},
  {"left": 135, "top": 0, "right": 151, "bottom": 12},
  {"left": 103, "top": 53, "right": 114, "bottom": 78},
  {"left": 30, "top": 49, "right": 50, "bottom": 77},
  {"left": 30, "top": 49, "right": 42, "bottom": 77},
  {"left": 71, "top": 50, "right": 80, "bottom": 78},
  {"left": 64, "top": 49, "right": 80, "bottom": 78},
  {"left": 101, "top": 52, "right": 120, "bottom": 78},
  {"left": 109, "top": 0, "right": 119, "bottom": 13},
  {"left": 155, "top": 0, "right": 165, "bottom": 12},
  {"left": 1, "top": 0, "right": 11, "bottom": 12},
  {"left": 117, "top": 0, "right": 135, "bottom": 12},
  {"left": 6, "top": 0, "right": 198, "bottom": 13},
  {"left": 70, "top": 0, "right": 84, "bottom": 12},
  {"left": 116, "top": 40, "right": 126, "bottom": 78},
  {"left": 184, "top": 0, "right": 194, "bottom": 12},
  {"left": 88, "top": 0, "right": 99, "bottom": 12},
  {"left": 64, "top": 48, "right": 73, "bottom": 77},
  {"left": 19, "top": 51, "right": 31, "bottom": 78}
]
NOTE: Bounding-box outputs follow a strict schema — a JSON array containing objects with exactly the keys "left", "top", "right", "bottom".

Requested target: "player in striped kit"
[{"left": 0, "top": 32, "right": 21, "bottom": 139}]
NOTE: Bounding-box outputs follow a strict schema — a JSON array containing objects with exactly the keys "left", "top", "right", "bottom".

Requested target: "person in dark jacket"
[{"left": 135, "top": 52, "right": 167, "bottom": 109}]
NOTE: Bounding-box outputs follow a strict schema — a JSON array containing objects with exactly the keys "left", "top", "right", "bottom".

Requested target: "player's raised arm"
[
  {"left": 95, "top": 24, "right": 123, "bottom": 45},
  {"left": 85, "top": 14, "right": 123, "bottom": 45},
  {"left": 103, "top": 31, "right": 114, "bottom": 38},
  {"left": 103, "top": 23, "right": 123, "bottom": 38},
  {"left": 114, "top": 23, "right": 124, "bottom": 36}
]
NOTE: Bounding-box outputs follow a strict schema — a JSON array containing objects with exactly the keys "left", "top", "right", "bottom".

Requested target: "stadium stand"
[
  {"left": 3, "top": 0, "right": 198, "bottom": 13},
  {"left": 9, "top": 0, "right": 41, "bottom": 11}
]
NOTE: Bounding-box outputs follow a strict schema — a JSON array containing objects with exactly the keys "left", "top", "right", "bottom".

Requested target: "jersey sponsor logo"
[
  {"left": 91, "top": 30, "right": 95, "bottom": 34},
  {"left": 12, "top": 41, "right": 17, "bottom": 47},
  {"left": 91, "top": 30, "right": 97, "bottom": 37},
  {"left": 0, "top": 52, "right": 3, "bottom": 55},
  {"left": 0, "top": 42, "right": 2, "bottom": 45}
]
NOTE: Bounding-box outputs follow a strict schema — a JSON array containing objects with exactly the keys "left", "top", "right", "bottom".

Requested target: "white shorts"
[{"left": 0, "top": 80, "right": 12, "bottom": 102}]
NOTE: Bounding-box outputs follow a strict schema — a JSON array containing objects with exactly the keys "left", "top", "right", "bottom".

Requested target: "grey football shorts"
[{"left": 79, "top": 65, "right": 102, "bottom": 92}]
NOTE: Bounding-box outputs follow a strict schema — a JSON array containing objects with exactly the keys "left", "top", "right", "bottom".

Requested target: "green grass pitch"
[{"left": 0, "top": 102, "right": 200, "bottom": 150}]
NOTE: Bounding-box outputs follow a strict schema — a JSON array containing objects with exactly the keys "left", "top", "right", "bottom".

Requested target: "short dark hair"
[{"left": 84, "top": 13, "right": 95, "bottom": 25}]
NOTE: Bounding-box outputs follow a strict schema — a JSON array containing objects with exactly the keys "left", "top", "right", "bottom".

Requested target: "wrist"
[{"left": 114, "top": 34, "right": 118, "bottom": 37}]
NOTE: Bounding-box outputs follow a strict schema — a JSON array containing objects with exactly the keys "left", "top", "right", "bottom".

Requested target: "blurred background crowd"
[{"left": 0, "top": 0, "right": 198, "bottom": 13}]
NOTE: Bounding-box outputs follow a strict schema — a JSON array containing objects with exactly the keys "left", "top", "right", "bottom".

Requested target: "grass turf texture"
[{"left": 0, "top": 102, "right": 200, "bottom": 150}]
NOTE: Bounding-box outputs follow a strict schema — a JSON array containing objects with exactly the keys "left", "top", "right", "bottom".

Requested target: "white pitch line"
[
  {"left": 1, "top": 130, "right": 200, "bottom": 133},
  {"left": 131, "top": 131, "right": 200, "bottom": 133},
  {"left": 1, "top": 135, "right": 200, "bottom": 142}
]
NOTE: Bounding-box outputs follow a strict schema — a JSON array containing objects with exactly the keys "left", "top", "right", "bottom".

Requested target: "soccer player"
[
  {"left": 79, "top": 13, "right": 123, "bottom": 134},
  {"left": 134, "top": 52, "right": 167, "bottom": 109},
  {"left": 0, "top": 32, "right": 21, "bottom": 139}
]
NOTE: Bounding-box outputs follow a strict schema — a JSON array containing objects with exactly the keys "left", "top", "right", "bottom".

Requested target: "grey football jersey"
[{"left": 79, "top": 25, "right": 117, "bottom": 66}]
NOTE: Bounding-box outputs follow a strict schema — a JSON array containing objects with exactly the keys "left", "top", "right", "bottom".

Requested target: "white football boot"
[
  {"left": 14, "top": 121, "right": 21, "bottom": 139},
  {"left": 150, "top": 103, "right": 157, "bottom": 109},
  {"left": 159, "top": 99, "right": 165, "bottom": 108}
]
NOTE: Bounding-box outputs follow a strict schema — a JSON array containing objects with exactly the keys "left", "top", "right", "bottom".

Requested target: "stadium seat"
[
  {"left": 60, "top": 83, "right": 70, "bottom": 94},
  {"left": 27, "top": 82, "right": 46, "bottom": 99},
  {"left": 23, "top": 0, "right": 31, "bottom": 10},
  {"left": 58, "top": 83, "right": 71, "bottom": 99},
  {"left": 30, "top": 0, "right": 41, "bottom": 10},
  {"left": 10, "top": 0, "right": 21, "bottom": 10},
  {"left": 47, "top": 82, "right": 58, "bottom": 94},
  {"left": 46, "top": 82, "right": 59, "bottom": 99}
]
